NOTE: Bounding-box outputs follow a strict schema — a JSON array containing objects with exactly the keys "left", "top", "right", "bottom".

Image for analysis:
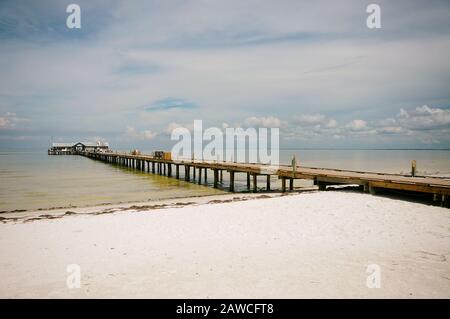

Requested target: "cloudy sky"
[{"left": 0, "top": 0, "right": 449, "bottom": 149}]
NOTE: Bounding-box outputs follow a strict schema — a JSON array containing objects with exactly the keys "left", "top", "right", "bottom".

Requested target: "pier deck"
[{"left": 81, "top": 151, "right": 450, "bottom": 206}]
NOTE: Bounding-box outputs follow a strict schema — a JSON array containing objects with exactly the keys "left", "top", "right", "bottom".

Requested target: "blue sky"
[{"left": 0, "top": 0, "right": 450, "bottom": 149}]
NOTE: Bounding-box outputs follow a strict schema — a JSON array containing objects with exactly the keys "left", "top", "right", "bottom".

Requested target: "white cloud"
[
  {"left": 125, "top": 126, "right": 157, "bottom": 140},
  {"left": 346, "top": 119, "right": 367, "bottom": 131},
  {"left": 326, "top": 119, "right": 337, "bottom": 128},
  {"left": 143, "top": 130, "right": 157, "bottom": 140},
  {"left": 284, "top": 105, "right": 450, "bottom": 145},
  {"left": 396, "top": 105, "right": 450, "bottom": 130},
  {"left": 244, "top": 116, "right": 285, "bottom": 128},
  {"left": 0, "top": 112, "right": 25, "bottom": 129},
  {"left": 164, "top": 122, "right": 194, "bottom": 135},
  {"left": 285, "top": 113, "right": 340, "bottom": 141},
  {"left": 0, "top": 117, "right": 9, "bottom": 128},
  {"left": 376, "top": 126, "right": 403, "bottom": 134},
  {"left": 293, "top": 114, "right": 338, "bottom": 129},
  {"left": 293, "top": 114, "right": 326, "bottom": 125}
]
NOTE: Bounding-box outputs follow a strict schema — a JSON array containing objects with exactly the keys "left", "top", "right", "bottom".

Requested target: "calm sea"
[{"left": 0, "top": 149, "right": 449, "bottom": 212}]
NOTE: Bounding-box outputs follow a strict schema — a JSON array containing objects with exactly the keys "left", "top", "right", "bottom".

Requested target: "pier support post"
[
  {"left": 253, "top": 174, "right": 257, "bottom": 193},
  {"left": 229, "top": 171, "right": 235, "bottom": 192},
  {"left": 442, "top": 194, "right": 449, "bottom": 208},
  {"left": 318, "top": 182, "right": 327, "bottom": 191},
  {"left": 363, "top": 183, "right": 369, "bottom": 193},
  {"left": 185, "top": 166, "right": 190, "bottom": 181},
  {"left": 281, "top": 177, "right": 286, "bottom": 193},
  {"left": 204, "top": 168, "right": 207, "bottom": 183},
  {"left": 289, "top": 178, "right": 294, "bottom": 191},
  {"left": 163, "top": 163, "right": 166, "bottom": 175},
  {"left": 147, "top": 161, "right": 150, "bottom": 173},
  {"left": 432, "top": 193, "right": 439, "bottom": 206},
  {"left": 220, "top": 170, "right": 223, "bottom": 183},
  {"left": 168, "top": 164, "right": 172, "bottom": 177},
  {"left": 411, "top": 160, "right": 417, "bottom": 177},
  {"left": 266, "top": 175, "right": 271, "bottom": 191},
  {"left": 175, "top": 165, "right": 179, "bottom": 179},
  {"left": 198, "top": 168, "right": 202, "bottom": 184},
  {"left": 193, "top": 167, "right": 196, "bottom": 180},
  {"left": 152, "top": 162, "right": 155, "bottom": 173},
  {"left": 214, "top": 169, "right": 219, "bottom": 188},
  {"left": 247, "top": 173, "right": 251, "bottom": 190}
]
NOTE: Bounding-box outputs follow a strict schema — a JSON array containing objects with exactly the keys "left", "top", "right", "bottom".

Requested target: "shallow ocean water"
[{"left": 0, "top": 149, "right": 449, "bottom": 212}]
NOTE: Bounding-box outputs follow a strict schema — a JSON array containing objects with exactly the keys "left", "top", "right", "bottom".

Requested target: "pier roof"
[{"left": 51, "top": 142, "right": 109, "bottom": 148}]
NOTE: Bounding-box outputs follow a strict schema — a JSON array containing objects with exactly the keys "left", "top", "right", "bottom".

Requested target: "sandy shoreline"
[
  {"left": 0, "top": 191, "right": 449, "bottom": 298},
  {"left": 0, "top": 191, "right": 315, "bottom": 223}
]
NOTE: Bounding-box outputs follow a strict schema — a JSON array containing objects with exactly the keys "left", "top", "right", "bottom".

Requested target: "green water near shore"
[{"left": 0, "top": 151, "right": 225, "bottom": 212}]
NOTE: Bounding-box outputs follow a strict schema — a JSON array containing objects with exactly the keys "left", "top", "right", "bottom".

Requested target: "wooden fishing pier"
[{"left": 79, "top": 150, "right": 450, "bottom": 207}]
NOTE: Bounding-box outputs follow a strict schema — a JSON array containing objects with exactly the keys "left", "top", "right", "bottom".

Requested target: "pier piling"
[
  {"left": 230, "top": 171, "right": 235, "bottom": 192},
  {"left": 253, "top": 174, "right": 257, "bottom": 193}
]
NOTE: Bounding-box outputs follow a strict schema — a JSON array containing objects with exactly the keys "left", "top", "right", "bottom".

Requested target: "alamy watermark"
[
  {"left": 366, "top": 4, "right": 381, "bottom": 29},
  {"left": 66, "top": 264, "right": 81, "bottom": 289},
  {"left": 366, "top": 264, "right": 381, "bottom": 288},
  {"left": 66, "top": 4, "right": 379, "bottom": 30},
  {"left": 66, "top": 4, "right": 81, "bottom": 29},
  {"left": 170, "top": 120, "right": 279, "bottom": 167}
]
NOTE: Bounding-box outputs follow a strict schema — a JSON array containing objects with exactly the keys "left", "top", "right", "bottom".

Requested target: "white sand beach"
[{"left": 0, "top": 191, "right": 449, "bottom": 298}]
